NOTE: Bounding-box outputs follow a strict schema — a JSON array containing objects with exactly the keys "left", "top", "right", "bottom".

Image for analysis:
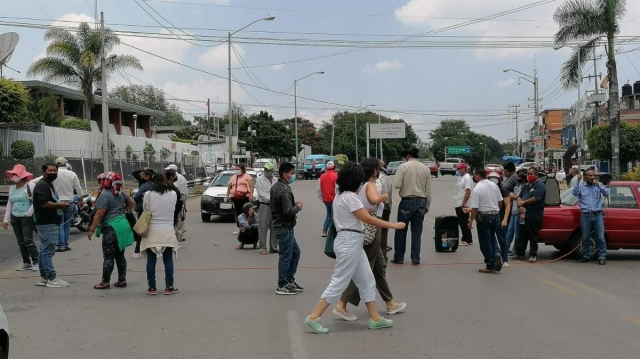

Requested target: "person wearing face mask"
[
  {"left": 32, "top": 162, "right": 71, "bottom": 288},
  {"left": 255, "top": 162, "right": 278, "bottom": 254},
  {"left": 52, "top": 157, "right": 84, "bottom": 252},
  {"left": 488, "top": 172, "right": 511, "bottom": 268},
  {"left": 270, "top": 162, "right": 304, "bottom": 295},
  {"left": 226, "top": 164, "right": 254, "bottom": 236},
  {"left": 132, "top": 169, "right": 155, "bottom": 259},
  {"left": 506, "top": 169, "right": 527, "bottom": 255},
  {"left": 512, "top": 167, "right": 546, "bottom": 263},
  {"left": 572, "top": 169, "right": 610, "bottom": 265},
  {"left": 454, "top": 163, "right": 474, "bottom": 246},
  {"left": 165, "top": 164, "right": 188, "bottom": 242},
  {"left": 3, "top": 164, "right": 39, "bottom": 271}
]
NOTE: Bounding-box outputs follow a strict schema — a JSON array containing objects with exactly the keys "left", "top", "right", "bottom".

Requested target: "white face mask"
[
  {"left": 236, "top": 170, "right": 242, "bottom": 175},
  {"left": 11, "top": 175, "right": 21, "bottom": 183},
  {"left": 489, "top": 178, "right": 500, "bottom": 185}
]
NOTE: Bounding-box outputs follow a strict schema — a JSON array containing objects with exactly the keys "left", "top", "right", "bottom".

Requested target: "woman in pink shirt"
[{"left": 225, "top": 164, "right": 254, "bottom": 235}]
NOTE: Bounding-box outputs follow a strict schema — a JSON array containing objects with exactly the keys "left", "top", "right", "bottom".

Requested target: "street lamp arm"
[
  {"left": 504, "top": 68, "right": 534, "bottom": 80},
  {"left": 230, "top": 16, "right": 275, "bottom": 36},
  {"left": 296, "top": 71, "right": 325, "bottom": 83},
  {"left": 518, "top": 76, "right": 534, "bottom": 85}
]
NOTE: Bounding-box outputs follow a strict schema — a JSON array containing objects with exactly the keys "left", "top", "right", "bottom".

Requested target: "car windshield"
[
  {"left": 210, "top": 173, "right": 257, "bottom": 187},
  {"left": 253, "top": 162, "right": 266, "bottom": 169},
  {"left": 424, "top": 162, "right": 436, "bottom": 166},
  {"left": 560, "top": 189, "right": 579, "bottom": 206},
  {"left": 305, "top": 159, "right": 324, "bottom": 164},
  {"left": 388, "top": 162, "right": 401, "bottom": 168}
]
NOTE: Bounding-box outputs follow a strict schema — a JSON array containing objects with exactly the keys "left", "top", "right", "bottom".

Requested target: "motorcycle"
[{"left": 72, "top": 194, "right": 94, "bottom": 233}]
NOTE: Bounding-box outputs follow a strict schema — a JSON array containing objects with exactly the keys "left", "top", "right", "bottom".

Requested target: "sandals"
[
  {"left": 94, "top": 282, "right": 110, "bottom": 290},
  {"left": 253, "top": 244, "right": 259, "bottom": 249},
  {"left": 236, "top": 244, "right": 244, "bottom": 250},
  {"left": 260, "top": 250, "right": 268, "bottom": 255},
  {"left": 114, "top": 280, "right": 127, "bottom": 288}
]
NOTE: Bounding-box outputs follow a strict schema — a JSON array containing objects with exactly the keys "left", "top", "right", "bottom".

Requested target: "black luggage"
[{"left": 434, "top": 215, "right": 459, "bottom": 252}]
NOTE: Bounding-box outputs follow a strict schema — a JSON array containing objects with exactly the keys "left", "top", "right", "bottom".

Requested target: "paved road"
[{"left": 1, "top": 176, "right": 640, "bottom": 359}]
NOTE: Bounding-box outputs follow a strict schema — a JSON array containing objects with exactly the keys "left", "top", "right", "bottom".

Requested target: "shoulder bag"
[
  {"left": 133, "top": 193, "right": 152, "bottom": 237},
  {"left": 232, "top": 176, "right": 248, "bottom": 200},
  {"left": 362, "top": 210, "right": 378, "bottom": 245}
]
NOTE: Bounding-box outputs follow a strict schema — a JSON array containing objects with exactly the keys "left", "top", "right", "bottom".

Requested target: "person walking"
[
  {"left": 270, "top": 162, "right": 303, "bottom": 295},
  {"left": 52, "top": 157, "right": 84, "bottom": 252},
  {"left": 505, "top": 169, "right": 527, "bottom": 254},
  {"left": 132, "top": 169, "right": 155, "bottom": 259},
  {"left": 139, "top": 174, "right": 180, "bottom": 296},
  {"left": 226, "top": 164, "right": 254, "bottom": 236},
  {"left": 488, "top": 171, "right": 511, "bottom": 268},
  {"left": 32, "top": 163, "right": 70, "bottom": 288},
  {"left": 376, "top": 160, "right": 393, "bottom": 261},
  {"left": 3, "top": 165, "right": 38, "bottom": 271},
  {"left": 512, "top": 167, "right": 547, "bottom": 263},
  {"left": 164, "top": 169, "right": 185, "bottom": 249},
  {"left": 304, "top": 162, "right": 406, "bottom": 334},
  {"left": 87, "top": 172, "right": 135, "bottom": 289},
  {"left": 454, "top": 163, "right": 474, "bottom": 246},
  {"left": 573, "top": 169, "right": 610, "bottom": 265},
  {"left": 165, "top": 164, "right": 188, "bottom": 242},
  {"left": 318, "top": 161, "right": 338, "bottom": 238},
  {"left": 255, "top": 162, "right": 278, "bottom": 255},
  {"left": 467, "top": 168, "right": 504, "bottom": 274},
  {"left": 237, "top": 203, "right": 259, "bottom": 249},
  {"left": 392, "top": 147, "right": 431, "bottom": 265},
  {"left": 332, "top": 158, "right": 406, "bottom": 322}
]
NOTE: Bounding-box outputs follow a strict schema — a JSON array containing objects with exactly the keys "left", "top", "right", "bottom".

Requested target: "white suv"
[{"left": 0, "top": 301, "right": 9, "bottom": 358}]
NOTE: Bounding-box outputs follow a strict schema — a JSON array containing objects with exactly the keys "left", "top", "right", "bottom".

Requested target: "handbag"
[
  {"left": 362, "top": 210, "right": 378, "bottom": 245},
  {"left": 232, "top": 176, "right": 247, "bottom": 200},
  {"left": 323, "top": 219, "right": 337, "bottom": 259},
  {"left": 133, "top": 193, "right": 152, "bottom": 237}
]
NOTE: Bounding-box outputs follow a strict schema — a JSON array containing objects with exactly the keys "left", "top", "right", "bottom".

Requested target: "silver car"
[{"left": 0, "top": 301, "right": 9, "bottom": 358}]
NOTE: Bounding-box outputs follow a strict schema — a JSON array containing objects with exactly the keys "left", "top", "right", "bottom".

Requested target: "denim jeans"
[
  {"left": 146, "top": 248, "right": 174, "bottom": 288},
  {"left": 11, "top": 215, "right": 39, "bottom": 265},
  {"left": 393, "top": 197, "right": 427, "bottom": 263},
  {"left": 506, "top": 213, "right": 520, "bottom": 253},
  {"left": 37, "top": 224, "right": 59, "bottom": 280},
  {"left": 496, "top": 222, "right": 509, "bottom": 263},
  {"left": 323, "top": 201, "right": 333, "bottom": 232},
  {"left": 580, "top": 212, "right": 606, "bottom": 260},
  {"left": 275, "top": 227, "right": 300, "bottom": 287},
  {"left": 475, "top": 213, "right": 501, "bottom": 270},
  {"left": 57, "top": 200, "right": 75, "bottom": 250}
]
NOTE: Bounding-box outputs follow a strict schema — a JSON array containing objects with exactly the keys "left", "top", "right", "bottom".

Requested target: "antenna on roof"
[{"left": 0, "top": 32, "right": 19, "bottom": 78}]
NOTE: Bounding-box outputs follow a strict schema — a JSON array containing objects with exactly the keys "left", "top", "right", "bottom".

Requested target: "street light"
[
  {"left": 503, "top": 67, "right": 540, "bottom": 161},
  {"left": 294, "top": 71, "right": 324, "bottom": 168},
  {"left": 228, "top": 15, "right": 275, "bottom": 164},
  {"left": 355, "top": 104, "right": 375, "bottom": 163},
  {"left": 479, "top": 142, "right": 487, "bottom": 168}
]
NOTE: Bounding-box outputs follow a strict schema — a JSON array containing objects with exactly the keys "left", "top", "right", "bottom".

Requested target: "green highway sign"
[{"left": 447, "top": 146, "right": 471, "bottom": 155}]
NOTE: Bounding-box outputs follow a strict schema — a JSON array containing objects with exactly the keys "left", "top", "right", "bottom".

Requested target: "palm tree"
[
  {"left": 553, "top": 0, "right": 626, "bottom": 179},
  {"left": 27, "top": 22, "right": 142, "bottom": 122}
]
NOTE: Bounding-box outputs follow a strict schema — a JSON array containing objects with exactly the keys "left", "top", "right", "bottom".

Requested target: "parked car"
[
  {"left": 538, "top": 177, "right": 640, "bottom": 258},
  {"left": 516, "top": 161, "right": 536, "bottom": 171},
  {"left": 440, "top": 158, "right": 466, "bottom": 176},
  {"left": 200, "top": 170, "right": 258, "bottom": 222},
  {"left": 0, "top": 301, "right": 8, "bottom": 359},
  {"left": 420, "top": 160, "right": 439, "bottom": 177},
  {"left": 386, "top": 161, "right": 403, "bottom": 175},
  {"left": 485, "top": 164, "right": 504, "bottom": 179}
]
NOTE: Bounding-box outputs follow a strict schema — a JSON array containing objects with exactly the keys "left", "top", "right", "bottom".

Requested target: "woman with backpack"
[{"left": 3, "top": 165, "right": 38, "bottom": 271}]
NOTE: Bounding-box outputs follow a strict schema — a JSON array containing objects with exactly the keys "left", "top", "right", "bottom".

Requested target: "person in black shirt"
[
  {"left": 512, "top": 167, "right": 547, "bottom": 263},
  {"left": 32, "top": 163, "right": 70, "bottom": 288}
]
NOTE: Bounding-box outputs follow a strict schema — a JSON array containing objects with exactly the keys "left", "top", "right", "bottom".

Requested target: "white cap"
[
  {"left": 164, "top": 164, "right": 179, "bottom": 171},
  {"left": 488, "top": 171, "right": 500, "bottom": 179},
  {"left": 326, "top": 161, "right": 335, "bottom": 169}
]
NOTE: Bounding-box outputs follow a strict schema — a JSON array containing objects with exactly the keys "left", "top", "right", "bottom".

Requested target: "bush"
[
  {"left": 160, "top": 147, "right": 171, "bottom": 160},
  {"left": 10, "top": 140, "right": 35, "bottom": 159},
  {"left": 125, "top": 145, "right": 133, "bottom": 160},
  {"left": 621, "top": 168, "right": 640, "bottom": 181},
  {"left": 60, "top": 118, "right": 91, "bottom": 131},
  {"left": 0, "top": 79, "right": 30, "bottom": 123}
]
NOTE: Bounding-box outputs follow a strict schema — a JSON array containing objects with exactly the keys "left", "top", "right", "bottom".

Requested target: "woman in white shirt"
[
  {"left": 140, "top": 174, "right": 179, "bottom": 296},
  {"left": 304, "top": 162, "right": 406, "bottom": 334}
]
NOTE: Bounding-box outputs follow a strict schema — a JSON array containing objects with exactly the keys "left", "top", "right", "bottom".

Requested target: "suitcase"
[{"left": 434, "top": 215, "right": 459, "bottom": 252}]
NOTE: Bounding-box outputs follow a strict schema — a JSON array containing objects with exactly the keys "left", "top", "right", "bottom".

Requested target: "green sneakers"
[
  {"left": 304, "top": 315, "right": 329, "bottom": 334},
  {"left": 368, "top": 316, "right": 393, "bottom": 330}
]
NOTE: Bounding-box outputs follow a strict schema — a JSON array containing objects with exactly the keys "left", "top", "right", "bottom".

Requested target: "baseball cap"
[
  {"left": 326, "top": 161, "right": 335, "bottom": 169},
  {"left": 263, "top": 162, "right": 274, "bottom": 171},
  {"left": 55, "top": 157, "right": 68, "bottom": 166},
  {"left": 455, "top": 163, "right": 468, "bottom": 170},
  {"left": 164, "top": 164, "right": 179, "bottom": 171},
  {"left": 488, "top": 171, "right": 500, "bottom": 179}
]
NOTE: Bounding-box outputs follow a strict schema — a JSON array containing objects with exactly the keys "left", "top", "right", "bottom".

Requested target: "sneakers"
[
  {"left": 386, "top": 302, "right": 407, "bottom": 315},
  {"left": 147, "top": 287, "right": 157, "bottom": 295},
  {"left": 276, "top": 285, "right": 298, "bottom": 295},
  {"left": 94, "top": 282, "right": 110, "bottom": 290},
  {"left": 32, "top": 263, "right": 39, "bottom": 272},
  {"left": 529, "top": 255, "right": 537, "bottom": 263},
  {"left": 164, "top": 287, "right": 179, "bottom": 295},
  {"left": 503, "top": 262, "right": 510, "bottom": 268},
  {"left": 16, "top": 263, "right": 33, "bottom": 271},
  {"left": 113, "top": 280, "right": 127, "bottom": 288},
  {"left": 333, "top": 308, "right": 358, "bottom": 321},
  {"left": 288, "top": 281, "right": 304, "bottom": 293},
  {"left": 321, "top": 230, "right": 327, "bottom": 238},
  {"left": 305, "top": 315, "right": 329, "bottom": 334},
  {"left": 478, "top": 268, "right": 496, "bottom": 274},
  {"left": 233, "top": 230, "right": 239, "bottom": 235},
  {"left": 368, "top": 316, "right": 393, "bottom": 330},
  {"left": 36, "top": 278, "right": 47, "bottom": 286},
  {"left": 494, "top": 254, "right": 503, "bottom": 272},
  {"left": 132, "top": 253, "right": 141, "bottom": 259},
  {"left": 46, "top": 278, "right": 70, "bottom": 288}
]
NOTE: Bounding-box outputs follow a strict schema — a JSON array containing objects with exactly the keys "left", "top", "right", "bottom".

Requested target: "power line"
[{"left": 131, "top": 0, "right": 211, "bottom": 47}]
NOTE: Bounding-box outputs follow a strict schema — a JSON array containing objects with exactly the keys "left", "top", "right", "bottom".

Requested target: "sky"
[{"left": 2, "top": 0, "right": 640, "bottom": 144}]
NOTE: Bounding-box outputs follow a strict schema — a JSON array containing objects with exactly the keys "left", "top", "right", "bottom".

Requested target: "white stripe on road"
[{"left": 287, "top": 310, "right": 311, "bottom": 359}]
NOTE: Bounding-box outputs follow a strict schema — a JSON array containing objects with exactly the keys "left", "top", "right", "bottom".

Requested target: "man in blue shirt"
[{"left": 572, "top": 169, "right": 610, "bottom": 265}]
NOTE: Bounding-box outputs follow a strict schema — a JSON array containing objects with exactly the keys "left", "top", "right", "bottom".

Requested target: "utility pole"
[
  {"left": 294, "top": 79, "right": 298, "bottom": 168},
  {"left": 330, "top": 118, "right": 335, "bottom": 156},
  {"left": 206, "top": 98, "right": 211, "bottom": 140},
  {"left": 581, "top": 46, "right": 602, "bottom": 129},
  {"left": 508, "top": 105, "right": 520, "bottom": 156},
  {"left": 227, "top": 31, "right": 233, "bottom": 164},
  {"left": 100, "top": 12, "right": 111, "bottom": 172}
]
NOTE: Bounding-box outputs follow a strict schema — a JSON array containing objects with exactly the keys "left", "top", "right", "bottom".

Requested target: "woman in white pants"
[{"left": 304, "top": 162, "right": 406, "bottom": 334}]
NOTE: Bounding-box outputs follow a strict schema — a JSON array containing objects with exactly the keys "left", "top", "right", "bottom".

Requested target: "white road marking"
[{"left": 287, "top": 310, "right": 311, "bottom": 359}]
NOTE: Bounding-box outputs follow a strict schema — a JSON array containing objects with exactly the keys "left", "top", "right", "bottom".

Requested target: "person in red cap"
[
  {"left": 454, "top": 163, "right": 474, "bottom": 246},
  {"left": 317, "top": 161, "right": 338, "bottom": 237}
]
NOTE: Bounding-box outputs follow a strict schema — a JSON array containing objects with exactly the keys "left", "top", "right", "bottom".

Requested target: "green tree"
[
  {"left": 0, "top": 78, "right": 30, "bottom": 123},
  {"left": 238, "top": 111, "right": 295, "bottom": 158},
  {"left": 430, "top": 119, "right": 503, "bottom": 168},
  {"left": 281, "top": 117, "right": 328, "bottom": 155},
  {"left": 586, "top": 122, "right": 640, "bottom": 163},
  {"left": 143, "top": 142, "right": 156, "bottom": 162},
  {"left": 109, "top": 84, "right": 188, "bottom": 126},
  {"left": 28, "top": 95, "right": 63, "bottom": 126},
  {"left": 553, "top": 0, "right": 626, "bottom": 178},
  {"left": 172, "top": 126, "right": 200, "bottom": 141},
  {"left": 27, "top": 22, "right": 142, "bottom": 122}
]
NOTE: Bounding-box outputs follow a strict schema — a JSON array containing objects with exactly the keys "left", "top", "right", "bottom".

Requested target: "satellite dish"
[{"left": 0, "top": 32, "right": 19, "bottom": 67}]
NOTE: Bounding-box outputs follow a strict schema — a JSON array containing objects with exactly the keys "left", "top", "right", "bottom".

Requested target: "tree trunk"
[
  {"left": 607, "top": 33, "right": 621, "bottom": 180},
  {"left": 84, "top": 99, "right": 92, "bottom": 122}
]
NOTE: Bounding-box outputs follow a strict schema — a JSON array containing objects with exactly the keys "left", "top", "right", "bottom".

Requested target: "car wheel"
[
  {"left": 201, "top": 213, "right": 211, "bottom": 222},
  {"left": 569, "top": 232, "right": 598, "bottom": 259}
]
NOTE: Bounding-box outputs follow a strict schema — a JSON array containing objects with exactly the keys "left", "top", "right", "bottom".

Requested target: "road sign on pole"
[
  {"left": 369, "top": 123, "right": 406, "bottom": 139},
  {"left": 446, "top": 146, "right": 471, "bottom": 155}
]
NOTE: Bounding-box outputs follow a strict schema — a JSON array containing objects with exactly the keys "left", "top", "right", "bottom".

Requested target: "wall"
[
  {"left": 543, "top": 110, "right": 565, "bottom": 150},
  {"left": 0, "top": 129, "right": 46, "bottom": 157}
]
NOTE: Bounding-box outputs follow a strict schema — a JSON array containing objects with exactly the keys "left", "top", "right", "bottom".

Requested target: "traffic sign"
[
  {"left": 369, "top": 123, "right": 406, "bottom": 139},
  {"left": 446, "top": 146, "right": 471, "bottom": 155}
]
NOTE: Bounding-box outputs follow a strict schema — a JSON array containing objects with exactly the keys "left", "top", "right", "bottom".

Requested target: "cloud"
[
  {"left": 494, "top": 78, "right": 515, "bottom": 90},
  {"left": 271, "top": 64, "right": 285, "bottom": 71},
  {"left": 199, "top": 44, "right": 244, "bottom": 69},
  {"left": 363, "top": 59, "right": 405, "bottom": 73}
]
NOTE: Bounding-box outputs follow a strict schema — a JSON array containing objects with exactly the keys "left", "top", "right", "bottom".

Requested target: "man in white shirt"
[
  {"left": 454, "top": 163, "right": 474, "bottom": 246},
  {"left": 255, "top": 162, "right": 278, "bottom": 254},
  {"left": 467, "top": 168, "right": 504, "bottom": 274},
  {"left": 165, "top": 164, "right": 188, "bottom": 242},
  {"left": 53, "top": 157, "right": 84, "bottom": 252}
]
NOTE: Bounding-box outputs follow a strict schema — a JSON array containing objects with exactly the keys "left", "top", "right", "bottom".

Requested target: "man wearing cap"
[
  {"left": 454, "top": 163, "right": 474, "bottom": 246},
  {"left": 165, "top": 164, "right": 188, "bottom": 242},
  {"left": 317, "top": 161, "right": 338, "bottom": 237},
  {"left": 255, "top": 162, "right": 278, "bottom": 254},
  {"left": 392, "top": 147, "right": 432, "bottom": 265},
  {"left": 52, "top": 157, "right": 84, "bottom": 252}
]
